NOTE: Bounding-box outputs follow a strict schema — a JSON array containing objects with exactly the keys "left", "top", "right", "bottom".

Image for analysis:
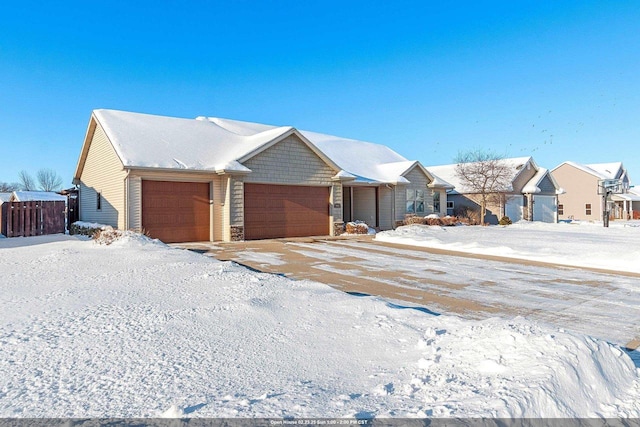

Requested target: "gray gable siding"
[
  {"left": 537, "top": 174, "right": 557, "bottom": 194},
  {"left": 242, "top": 134, "right": 337, "bottom": 186}
]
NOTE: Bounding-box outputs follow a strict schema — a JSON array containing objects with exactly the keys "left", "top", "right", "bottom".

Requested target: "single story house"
[
  {"left": 73, "top": 109, "right": 452, "bottom": 243},
  {"left": 551, "top": 161, "right": 632, "bottom": 221},
  {"left": 428, "top": 157, "right": 562, "bottom": 224}
]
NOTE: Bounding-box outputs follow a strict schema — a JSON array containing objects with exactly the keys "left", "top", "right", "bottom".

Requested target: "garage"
[
  {"left": 244, "top": 184, "right": 330, "bottom": 240},
  {"left": 141, "top": 180, "right": 210, "bottom": 243},
  {"left": 533, "top": 195, "right": 557, "bottom": 223},
  {"left": 505, "top": 196, "right": 523, "bottom": 222}
]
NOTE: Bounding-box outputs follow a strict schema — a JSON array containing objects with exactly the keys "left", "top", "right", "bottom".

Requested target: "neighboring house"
[
  {"left": 73, "top": 109, "right": 451, "bottom": 243},
  {"left": 551, "top": 161, "right": 632, "bottom": 221},
  {"left": 621, "top": 187, "right": 640, "bottom": 220},
  {"left": 428, "top": 157, "right": 562, "bottom": 224}
]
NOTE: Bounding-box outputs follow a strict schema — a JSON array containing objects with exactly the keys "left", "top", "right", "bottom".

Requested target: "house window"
[
  {"left": 406, "top": 189, "right": 425, "bottom": 214},
  {"left": 447, "top": 201, "right": 454, "bottom": 210},
  {"left": 585, "top": 203, "right": 591, "bottom": 216},
  {"left": 97, "top": 192, "right": 102, "bottom": 211},
  {"left": 558, "top": 204, "right": 564, "bottom": 215},
  {"left": 433, "top": 192, "right": 441, "bottom": 212}
]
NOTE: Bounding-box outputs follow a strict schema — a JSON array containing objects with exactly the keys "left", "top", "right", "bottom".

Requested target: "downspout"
[{"left": 350, "top": 187, "right": 354, "bottom": 223}]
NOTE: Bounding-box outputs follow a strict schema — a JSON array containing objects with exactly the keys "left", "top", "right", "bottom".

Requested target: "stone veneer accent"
[
  {"left": 230, "top": 225, "right": 244, "bottom": 241},
  {"left": 333, "top": 221, "right": 344, "bottom": 236}
]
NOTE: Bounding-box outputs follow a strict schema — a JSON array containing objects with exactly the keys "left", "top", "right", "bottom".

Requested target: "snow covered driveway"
[
  {"left": 201, "top": 233, "right": 640, "bottom": 349},
  {"left": 2, "top": 231, "right": 640, "bottom": 418}
]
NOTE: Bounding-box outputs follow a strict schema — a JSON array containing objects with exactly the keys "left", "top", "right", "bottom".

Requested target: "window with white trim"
[
  {"left": 433, "top": 191, "right": 441, "bottom": 212},
  {"left": 406, "top": 189, "right": 425, "bottom": 214}
]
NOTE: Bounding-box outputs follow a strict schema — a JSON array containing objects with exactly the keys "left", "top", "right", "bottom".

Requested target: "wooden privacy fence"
[{"left": 1, "top": 201, "right": 66, "bottom": 238}]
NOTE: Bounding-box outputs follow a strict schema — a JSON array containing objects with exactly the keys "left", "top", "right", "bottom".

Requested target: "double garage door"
[{"left": 142, "top": 181, "right": 329, "bottom": 242}]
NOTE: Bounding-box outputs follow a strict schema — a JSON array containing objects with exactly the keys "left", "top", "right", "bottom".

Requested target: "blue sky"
[{"left": 1, "top": 1, "right": 639, "bottom": 188}]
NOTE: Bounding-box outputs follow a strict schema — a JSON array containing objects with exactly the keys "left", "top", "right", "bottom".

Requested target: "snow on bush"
[
  {"left": 498, "top": 215, "right": 513, "bottom": 225},
  {"left": 70, "top": 221, "right": 111, "bottom": 237},
  {"left": 403, "top": 215, "right": 458, "bottom": 227},
  {"left": 344, "top": 221, "right": 374, "bottom": 235},
  {"left": 93, "top": 227, "right": 164, "bottom": 247}
]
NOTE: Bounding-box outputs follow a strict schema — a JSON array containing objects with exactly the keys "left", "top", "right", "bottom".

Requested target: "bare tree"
[
  {"left": 0, "top": 182, "right": 20, "bottom": 192},
  {"left": 454, "top": 149, "right": 512, "bottom": 225},
  {"left": 18, "top": 170, "right": 36, "bottom": 191},
  {"left": 37, "top": 168, "right": 63, "bottom": 192}
]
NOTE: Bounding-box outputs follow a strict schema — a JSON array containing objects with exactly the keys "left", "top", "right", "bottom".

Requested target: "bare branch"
[
  {"left": 18, "top": 170, "right": 36, "bottom": 191},
  {"left": 36, "top": 168, "right": 63, "bottom": 192},
  {"left": 454, "top": 149, "right": 512, "bottom": 224}
]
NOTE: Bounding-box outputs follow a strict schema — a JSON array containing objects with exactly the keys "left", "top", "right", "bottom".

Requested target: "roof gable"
[
  {"left": 552, "top": 161, "right": 626, "bottom": 180},
  {"left": 75, "top": 110, "right": 340, "bottom": 179},
  {"left": 209, "top": 116, "right": 424, "bottom": 184}
]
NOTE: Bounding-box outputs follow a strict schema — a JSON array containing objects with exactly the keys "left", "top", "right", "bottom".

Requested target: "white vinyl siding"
[{"left": 78, "top": 122, "right": 126, "bottom": 228}]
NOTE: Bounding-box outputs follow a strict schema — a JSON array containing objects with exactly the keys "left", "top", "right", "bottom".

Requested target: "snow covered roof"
[
  {"left": 87, "top": 109, "right": 312, "bottom": 174},
  {"left": 586, "top": 162, "right": 625, "bottom": 179},
  {"left": 209, "top": 117, "right": 437, "bottom": 185},
  {"left": 0, "top": 192, "right": 11, "bottom": 204},
  {"left": 521, "top": 167, "right": 563, "bottom": 195},
  {"left": 427, "top": 157, "right": 536, "bottom": 194},
  {"left": 78, "top": 110, "right": 444, "bottom": 187},
  {"left": 612, "top": 187, "right": 640, "bottom": 202},
  {"left": 11, "top": 191, "right": 67, "bottom": 202},
  {"left": 552, "top": 161, "right": 627, "bottom": 181}
]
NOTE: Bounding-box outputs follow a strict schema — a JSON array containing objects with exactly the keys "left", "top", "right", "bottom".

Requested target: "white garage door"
[
  {"left": 505, "top": 196, "right": 523, "bottom": 222},
  {"left": 534, "top": 195, "right": 557, "bottom": 223}
]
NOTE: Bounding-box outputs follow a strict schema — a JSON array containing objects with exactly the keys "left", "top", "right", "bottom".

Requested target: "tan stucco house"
[
  {"left": 551, "top": 161, "right": 633, "bottom": 221},
  {"left": 73, "top": 109, "right": 450, "bottom": 243},
  {"left": 428, "top": 157, "right": 562, "bottom": 224}
]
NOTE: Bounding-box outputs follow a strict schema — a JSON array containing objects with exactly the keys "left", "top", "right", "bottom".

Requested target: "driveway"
[{"left": 176, "top": 236, "right": 640, "bottom": 350}]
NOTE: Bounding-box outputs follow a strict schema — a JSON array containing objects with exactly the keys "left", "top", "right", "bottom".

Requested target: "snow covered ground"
[
  {"left": 376, "top": 220, "right": 640, "bottom": 274},
  {"left": 1, "top": 231, "right": 640, "bottom": 418}
]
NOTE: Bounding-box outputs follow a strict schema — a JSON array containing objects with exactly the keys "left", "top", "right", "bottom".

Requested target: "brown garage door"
[
  {"left": 142, "top": 180, "right": 210, "bottom": 243},
  {"left": 244, "top": 184, "right": 329, "bottom": 240}
]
